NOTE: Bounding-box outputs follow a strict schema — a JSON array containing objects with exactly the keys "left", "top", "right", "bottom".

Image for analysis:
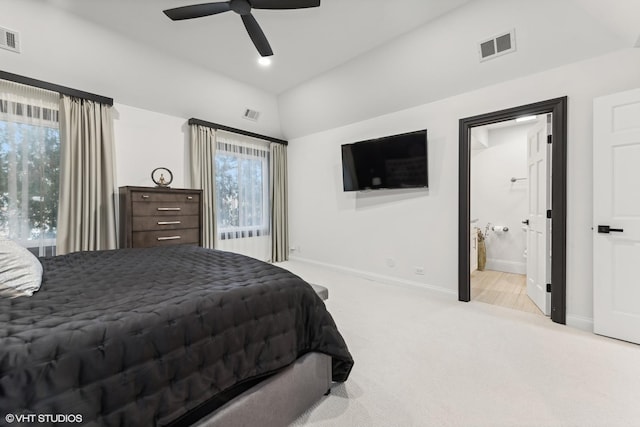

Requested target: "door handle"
[
  {"left": 522, "top": 219, "right": 529, "bottom": 225},
  {"left": 597, "top": 225, "right": 624, "bottom": 234}
]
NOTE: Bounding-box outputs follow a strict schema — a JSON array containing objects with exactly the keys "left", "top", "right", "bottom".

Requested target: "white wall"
[
  {"left": 2, "top": 0, "right": 283, "bottom": 139},
  {"left": 278, "top": 0, "right": 630, "bottom": 139},
  {"left": 287, "top": 48, "right": 640, "bottom": 330},
  {"left": 471, "top": 124, "right": 531, "bottom": 274},
  {"left": 112, "top": 104, "right": 190, "bottom": 189}
]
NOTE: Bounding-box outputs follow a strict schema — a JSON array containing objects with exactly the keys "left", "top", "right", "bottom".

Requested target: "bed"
[{"left": 0, "top": 245, "right": 353, "bottom": 426}]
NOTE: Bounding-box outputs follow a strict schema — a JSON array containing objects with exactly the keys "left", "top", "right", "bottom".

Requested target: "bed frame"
[{"left": 196, "top": 352, "right": 331, "bottom": 427}]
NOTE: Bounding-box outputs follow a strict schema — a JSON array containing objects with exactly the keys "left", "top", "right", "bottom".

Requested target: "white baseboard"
[
  {"left": 289, "top": 256, "right": 595, "bottom": 335},
  {"left": 566, "top": 314, "right": 594, "bottom": 333},
  {"left": 485, "top": 259, "right": 526, "bottom": 275},
  {"left": 289, "top": 256, "right": 457, "bottom": 297}
]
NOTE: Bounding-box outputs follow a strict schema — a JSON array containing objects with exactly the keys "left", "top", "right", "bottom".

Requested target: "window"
[
  {"left": 0, "top": 81, "right": 60, "bottom": 256},
  {"left": 215, "top": 137, "right": 270, "bottom": 240}
]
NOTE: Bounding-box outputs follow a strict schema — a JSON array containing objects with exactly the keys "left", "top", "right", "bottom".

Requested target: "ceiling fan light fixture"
[{"left": 258, "top": 56, "right": 272, "bottom": 67}]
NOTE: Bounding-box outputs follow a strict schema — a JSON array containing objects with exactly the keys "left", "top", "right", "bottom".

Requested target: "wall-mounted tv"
[{"left": 341, "top": 129, "right": 428, "bottom": 191}]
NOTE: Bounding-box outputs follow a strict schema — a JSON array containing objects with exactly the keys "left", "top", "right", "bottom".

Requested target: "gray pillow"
[{"left": 0, "top": 239, "right": 43, "bottom": 297}]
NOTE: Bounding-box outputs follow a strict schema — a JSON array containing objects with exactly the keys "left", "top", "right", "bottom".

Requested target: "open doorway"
[
  {"left": 458, "top": 97, "right": 567, "bottom": 324},
  {"left": 470, "top": 115, "right": 549, "bottom": 316}
]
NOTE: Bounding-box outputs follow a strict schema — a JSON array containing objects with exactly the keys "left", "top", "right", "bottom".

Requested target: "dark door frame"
[{"left": 458, "top": 97, "right": 568, "bottom": 324}]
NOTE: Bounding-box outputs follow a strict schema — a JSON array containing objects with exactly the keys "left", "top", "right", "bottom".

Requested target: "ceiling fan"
[{"left": 163, "top": 0, "right": 321, "bottom": 57}]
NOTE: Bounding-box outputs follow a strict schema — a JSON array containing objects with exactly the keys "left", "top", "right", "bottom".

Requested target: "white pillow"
[{"left": 0, "top": 239, "right": 43, "bottom": 297}]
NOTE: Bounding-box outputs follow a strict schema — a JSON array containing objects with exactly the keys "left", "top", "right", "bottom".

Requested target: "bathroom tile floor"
[{"left": 471, "top": 269, "right": 544, "bottom": 316}]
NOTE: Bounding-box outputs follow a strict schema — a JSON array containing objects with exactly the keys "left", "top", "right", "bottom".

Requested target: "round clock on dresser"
[{"left": 151, "top": 167, "right": 173, "bottom": 188}]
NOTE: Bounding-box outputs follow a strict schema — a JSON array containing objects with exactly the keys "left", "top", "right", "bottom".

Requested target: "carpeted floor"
[{"left": 280, "top": 261, "right": 640, "bottom": 427}]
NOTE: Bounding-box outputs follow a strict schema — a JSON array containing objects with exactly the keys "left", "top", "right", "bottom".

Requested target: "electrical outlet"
[{"left": 415, "top": 266, "right": 425, "bottom": 275}]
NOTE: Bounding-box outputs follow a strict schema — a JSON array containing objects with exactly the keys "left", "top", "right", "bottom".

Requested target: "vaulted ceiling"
[
  {"left": 47, "top": 0, "right": 476, "bottom": 94},
  {"left": 46, "top": 0, "right": 639, "bottom": 97},
  {"left": 35, "top": 0, "right": 640, "bottom": 138}
]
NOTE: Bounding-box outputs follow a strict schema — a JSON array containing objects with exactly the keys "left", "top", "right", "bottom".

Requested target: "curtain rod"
[
  {"left": 188, "top": 118, "right": 288, "bottom": 146},
  {"left": 0, "top": 70, "right": 114, "bottom": 106}
]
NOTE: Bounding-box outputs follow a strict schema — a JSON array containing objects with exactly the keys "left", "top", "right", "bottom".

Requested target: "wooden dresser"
[{"left": 119, "top": 186, "right": 203, "bottom": 248}]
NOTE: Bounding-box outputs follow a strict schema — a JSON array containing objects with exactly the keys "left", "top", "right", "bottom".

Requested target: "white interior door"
[
  {"left": 593, "top": 88, "right": 640, "bottom": 344},
  {"left": 526, "top": 117, "right": 551, "bottom": 316}
]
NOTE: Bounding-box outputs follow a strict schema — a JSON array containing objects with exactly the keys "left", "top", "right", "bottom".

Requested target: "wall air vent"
[
  {"left": 242, "top": 108, "right": 260, "bottom": 122},
  {"left": 479, "top": 29, "right": 515, "bottom": 62},
  {"left": 0, "top": 26, "right": 20, "bottom": 53}
]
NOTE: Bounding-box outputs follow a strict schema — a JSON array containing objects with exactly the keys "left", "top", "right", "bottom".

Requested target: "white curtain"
[
  {"left": 190, "top": 124, "right": 216, "bottom": 248},
  {"left": 270, "top": 142, "right": 289, "bottom": 262},
  {"left": 0, "top": 80, "right": 60, "bottom": 256},
  {"left": 56, "top": 95, "right": 117, "bottom": 255},
  {"left": 215, "top": 130, "right": 271, "bottom": 261}
]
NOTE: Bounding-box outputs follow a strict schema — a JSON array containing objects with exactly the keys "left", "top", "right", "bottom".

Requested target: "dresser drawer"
[
  {"left": 132, "top": 228, "right": 200, "bottom": 248},
  {"left": 130, "top": 191, "right": 200, "bottom": 204},
  {"left": 132, "top": 215, "right": 199, "bottom": 231},
  {"left": 132, "top": 201, "right": 200, "bottom": 217}
]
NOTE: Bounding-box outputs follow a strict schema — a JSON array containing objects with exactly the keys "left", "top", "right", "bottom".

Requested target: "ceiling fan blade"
[
  {"left": 250, "top": 0, "right": 320, "bottom": 10},
  {"left": 163, "top": 2, "right": 232, "bottom": 20},
  {"left": 241, "top": 14, "right": 273, "bottom": 57}
]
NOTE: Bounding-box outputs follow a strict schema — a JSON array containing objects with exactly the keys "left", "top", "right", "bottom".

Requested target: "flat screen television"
[{"left": 341, "top": 129, "right": 428, "bottom": 191}]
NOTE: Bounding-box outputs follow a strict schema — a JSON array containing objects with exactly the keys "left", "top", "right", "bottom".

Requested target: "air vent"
[
  {"left": 0, "top": 26, "right": 20, "bottom": 53},
  {"left": 242, "top": 108, "right": 260, "bottom": 122},
  {"left": 479, "top": 29, "right": 515, "bottom": 62}
]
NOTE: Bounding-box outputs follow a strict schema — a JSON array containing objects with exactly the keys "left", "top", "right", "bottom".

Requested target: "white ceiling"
[{"left": 46, "top": 0, "right": 475, "bottom": 94}]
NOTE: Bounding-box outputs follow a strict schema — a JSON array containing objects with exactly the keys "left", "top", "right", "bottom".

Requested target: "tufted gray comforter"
[{"left": 0, "top": 246, "right": 353, "bottom": 426}]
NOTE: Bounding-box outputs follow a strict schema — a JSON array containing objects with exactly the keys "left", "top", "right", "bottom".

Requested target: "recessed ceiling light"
[
  {"left": 258, "top": 57, "right": 272, "bottom": 67},
  {"left": 515, "top": 115, "right": 537, "bottom": 123}
]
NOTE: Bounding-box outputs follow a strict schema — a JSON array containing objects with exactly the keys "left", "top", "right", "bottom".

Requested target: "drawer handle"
[
  {"left": 141, "top": 195, "right": 150, "bottom": 199},
  {"left": 157, "top": 236, "right": 181, "bottom": 241},
  {"left": 157, "top": 221, "right": 181, "bottom": 225},
  {"left": 157, "top": 207, "right": 181, "bottom": 211},
  {"left": 187, "top": 196, "right": 193, "bottom": 200}
]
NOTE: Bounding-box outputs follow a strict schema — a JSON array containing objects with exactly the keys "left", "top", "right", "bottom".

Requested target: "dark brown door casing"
[{"left": 458, "top": 97, "right": 567, "bottom": 324}]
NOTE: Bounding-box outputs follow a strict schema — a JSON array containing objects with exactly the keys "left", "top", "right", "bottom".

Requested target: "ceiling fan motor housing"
[{"left": 231, "top": 0, "right": 252, "bottom": 15}]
